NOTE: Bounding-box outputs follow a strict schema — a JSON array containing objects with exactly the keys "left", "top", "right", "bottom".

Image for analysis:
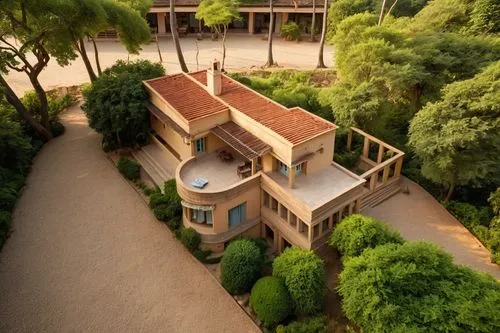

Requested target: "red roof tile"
[
  {"left": 189, "top": 71, "right": 336, "bottom": 145},
  {"left": 144, "top": 74, "right": 228, "bottom": 122}
]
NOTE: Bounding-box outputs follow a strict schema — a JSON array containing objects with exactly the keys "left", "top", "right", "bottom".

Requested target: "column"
[
  {"left": 251, "top": 158, "right": 257, "bottom": 175},
  {"left": 395, "top": 158, "right": 403, "bottom": 178},
  {"left": 347, "top": 129, "right": 353, "bottom": 151},
  {"left": 307, "top": 224, "right": 313, "bottom": 242},
  {"left": 157, "top": 12, "right": 166, "bottom": 34},
  {"left": 288, "top": 166, "right": 296, "bottom": 188},
  {"left": 248, "top": 12, "right": 255, "bottom": 34},
  {"left": 282, "top": 12, "right": 289, "bottom": 24},
  {"left": 363, "top": 136, "right": 370, "bottom": 158},
  {"left": 377, "top": 144, "right": 384, "bottom": 163},
  {"left": 382, "top": 164, "right": 390, "bottom": 183}
]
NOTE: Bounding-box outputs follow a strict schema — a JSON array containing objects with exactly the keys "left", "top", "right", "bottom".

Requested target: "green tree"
[
  {"left": 273, "top": 247, "right": 326, "bottom": 315},
  {"left": 317, "top": 0, "right": 329, "bottom": 68},
  {"left": 469, "top": 0, "right": 500, "bottom": 34},
  {"left": 196, "top": 0, "right": 239, "bottom": 70},
  {"left": 82, "top": 60, "right": 165, "bottom": 148},
  {"left": 339, "top": 241, "right": 500, "bottom": 333},
  {"left": 408, "top": 61, "right": 500, "bottom": 202},
  {"left": 250, "top": 276, "right": 293, "bottom": 328},
  {"left": 265, "top": 0, "right": 275, "bottom": 67},
  {"left": 328, "top": 214, "right": 404, "bottom": 258}
]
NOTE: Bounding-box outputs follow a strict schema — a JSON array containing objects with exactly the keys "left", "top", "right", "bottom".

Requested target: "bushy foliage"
[
  {"left": 249, "top": 276, "right": 293, "bottom": 328},
  {"left": 117, "top": 157, "right": 140, "bottom": 181},
  {"left": 272, "top": 247, "right": 326, "bottom": 315},
  {"left": 149, "top": 180, "right": 182, "bottom": 229},
  {"left": 281, "top": 21, "right": 301, "bottom": 41},
  {"left": 220, "top": 239, "right": 263, "bottom": 294},
  {"left": 328, "top": 214, "right": 405, "bottom": 258},
  {"left": 22, "top": 90, "right": 77, "bottom": 123},
  {"left": 339, "top": 241, "right": 500, "bottom": 333},
  {"left": 333, "top": 149, "right": 361, "bottom": 169},
  {"left": 276, "top": 315, "right": 329, "bottom": 333},
  {"left": 408, "top": 61, "right": 500, "bottom": 197},
  {"left": 83, "top": 60, "right": 165, "bottom": 148},
  {"left": 179, "top": 227, "right": 201, "bottom": 252}
]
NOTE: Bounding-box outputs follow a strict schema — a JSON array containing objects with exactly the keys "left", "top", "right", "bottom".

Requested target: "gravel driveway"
[{"left": 0, "top": 106, "right": 260, "bottom": 333}]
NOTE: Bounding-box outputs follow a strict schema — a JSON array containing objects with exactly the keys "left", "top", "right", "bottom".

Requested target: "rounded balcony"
[{"left": 176, "top": 153, "right": 261, "bottom": 206}]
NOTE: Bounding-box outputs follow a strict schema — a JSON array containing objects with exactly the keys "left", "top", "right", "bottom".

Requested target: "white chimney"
[{"left": 207, "top": 59, "right": 222, "bottom": 96}]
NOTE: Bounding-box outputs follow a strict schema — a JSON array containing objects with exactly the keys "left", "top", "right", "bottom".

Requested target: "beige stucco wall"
[
  {"left": 291, "top": 130, "right": 335, "bottom": 174},
  {"left": 151, "top": 114, "right": 192, "bottom": 160},
  {"left": 212, "top": 185, "right": 261, "bottom": 233},
  {"left": 189, "top": 111, "right": 230, "bottom": 136},
  {"left": 204, "top": 133, "right": 227, "bottom": 154}
]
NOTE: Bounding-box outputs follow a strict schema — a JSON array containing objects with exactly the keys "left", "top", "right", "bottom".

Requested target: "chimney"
[{"left": 207, "top": 59, "right": 222, "bottom": 96}]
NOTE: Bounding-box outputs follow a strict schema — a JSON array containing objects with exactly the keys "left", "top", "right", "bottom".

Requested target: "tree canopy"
[
  {"left": 339, "top": 241, "right": 500, "bottom": 333},
  {"left": 408, "top": 61, "right": 500, "bottom": 200}
]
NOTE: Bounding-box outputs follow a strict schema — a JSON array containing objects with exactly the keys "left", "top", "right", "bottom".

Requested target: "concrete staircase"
[
  {"left": 132, "top": 145, "right": 174, "bottom": 190},
  {"left": 360, "top": 178, "right": 403, "bottom": 211}
]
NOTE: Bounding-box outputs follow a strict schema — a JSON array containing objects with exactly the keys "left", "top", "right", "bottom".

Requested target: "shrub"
[
  {"left": 333, "top": 150, "right": 361, "bottom": 169},
  {"left": 339, "top": 241, "right": 500, "bottom": 333},
  {"left": 220, "top": 239, "right": 263, "bottom": 294},
  {"left": 276, "top": 315, "right": 329, "bottom": 333},
  {"left": 250, "top": 277, "right": 293, "bottom": 328},
  {"left": 328, "top": 214, "right": 404, "bottom": 258},
  {"left": 166, "top": 215, "right": 182, "bottom": 231},
  {"left": 273, "top": 247, "right": 326, "bottom": 315},
  {"left": 447, "top": 201, "right": 491, "bottom": 228},
  {"left": 83, "top": 60, "right": 165, "bottom": 148},
  {"left": 50, "top": 121, "right": 65, "bottom": 137},
  {"left": 163, "top": 179, "right": 181, "bottom": 204},
  {"left": 117, "top": 157, "right": 140, "bottom": 181},
  {"left": 0, "top": 211, "right": 12, "bottom": 234},
  {"left": 149, "top": 192, "right": 169, "bottom": 209},
  {"left": 281, "top": 21, "right": 301, "bottom": 41},
  {"left": 179, "top": 227, "right": 201, "bottom": 252}
]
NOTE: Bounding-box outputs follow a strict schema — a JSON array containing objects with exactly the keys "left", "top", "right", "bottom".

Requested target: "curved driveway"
[{"left": 0, "top": 106, "right": 259, "bottom": 333}]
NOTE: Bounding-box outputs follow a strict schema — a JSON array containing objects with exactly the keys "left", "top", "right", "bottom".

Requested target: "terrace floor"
[
  {"left": 180, "top": 152, "right": 248, "bottom": 192},
  {"left": 266, "top": 163, "right": 366, "bottom": 210}
]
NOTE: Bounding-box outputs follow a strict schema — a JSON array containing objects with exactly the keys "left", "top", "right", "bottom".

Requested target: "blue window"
[
  {"left": 295, "top": 163, "right": 302, "bottom": 176},
  {"left": 195, "top": 137, "right": 206, "bottom": 153},
  {"left": 228, "top": 203, "right": 246, "bottom": 228},
  {"left": 191, "top": 209, "right": 212, "bottom": 225}
]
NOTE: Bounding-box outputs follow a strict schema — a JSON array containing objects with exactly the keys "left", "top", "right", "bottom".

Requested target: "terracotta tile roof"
[
  {"left": 152, "top": 0, "right": 324, "bottom": 7},
  {"left": 189, "top": 71, "right": 336, "bottom": 145},
  {"left": 145, "top": 101, "right": 190, "bottom": 138},
  {"left": 144, "top": 74, "right": 228, "bottom": 122},
  {"left": 211, "top": 121, "right": 271, "bottom": 160}
]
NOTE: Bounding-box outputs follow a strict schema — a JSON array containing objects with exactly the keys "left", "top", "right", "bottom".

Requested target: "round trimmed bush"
[
  {"left": 273, "top": 247, "right": 326, "bottom": 315},
  {"left": 220, "top": 239, "right": 263, "bottom": 294},
  {"left": 281, "top": 21, "right": 301, "bottom": 41},
  {"left": 250, "top": 277, "right": 293, "bottom": 327},
  {"left": 179, "top": 227, "right": 201, "bottom": 252},
  {"left": 276, "top": 315, "right": 329, "bottom": 333},
  {"left": 328, "top": 214, "right": 404, "bottom": 258}
]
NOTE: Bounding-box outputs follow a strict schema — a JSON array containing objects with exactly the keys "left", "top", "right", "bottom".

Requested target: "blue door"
[{"left": 228, "top": 203, "right": 246, "bottom": 228}]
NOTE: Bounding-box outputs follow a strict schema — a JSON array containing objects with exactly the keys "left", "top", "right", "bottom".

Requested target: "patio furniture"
[
  {"left": 177, "top": 26, "right": 188, "bottom": 37},
  {"left": 217, "top": 150, "right": 234, "bottom": 163},
  {"left": 191, "top": 177, "right": 209, "bottom": 189},
  {"left": 237, "top": 162, "right": 252, "bottom": 179}
]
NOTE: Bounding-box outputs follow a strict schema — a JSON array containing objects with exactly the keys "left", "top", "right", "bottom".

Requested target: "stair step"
[
  {"left": 141, "top": 147, "right": 172, "bottom": 179},
  {"left": 132, "top": 150, "right": 170, "bottom": 189},
  {"left": 360, "top": 180, "right": 402, "bottom": 210}
]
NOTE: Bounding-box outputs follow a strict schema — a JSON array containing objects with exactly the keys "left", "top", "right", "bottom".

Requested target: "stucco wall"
[
  {"left": 151, "top": 114, "right": 192, "bottom": 160},
  {"left": 291, "top": 130, "right": 335, "bottom": 174}
]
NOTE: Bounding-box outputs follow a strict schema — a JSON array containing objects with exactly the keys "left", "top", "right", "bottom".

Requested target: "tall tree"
[
  {"left": 0, "top": 0, "right": 77, "bottom": 139},
  {"left": 408, "top": 61, "right": 500, "bottom": 202},
  {"left": 170, "top": 0, "right": 189, "bottom": 72},
  {"left": 317, "top": 0, "right": 329, "bottom": 68},
  {"left": 196, "top": 0, "right": 239, "bottom": 71},
  {"left": 310, "top": 0, "right": 316, "bottom": 41},
  {"left": 265, "top": 0, "right": 275, "bottom": 67}
]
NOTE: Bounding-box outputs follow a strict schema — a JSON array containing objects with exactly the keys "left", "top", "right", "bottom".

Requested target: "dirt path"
[
  {"left": 0, "top": 106, "right": 260, "bottom": 333},
  {"left": 365, "top": 179, "right": 500, "bottom": 279}
]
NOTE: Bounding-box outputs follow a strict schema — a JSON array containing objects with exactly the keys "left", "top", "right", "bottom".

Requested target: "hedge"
[
  {"left": 179, "top": 227, "right": 201, "bottom": 252},
  {"left": 328, "top": 214, "right": 404, "bottom": 258},
  {"left": 273, "top": 247, "right": 326, "bottom": 315},
  {"left": 276, "top": 315, "right": 329, "bottom": 333},
  {"left": 117, "top": 157, "right": 140, "bottom": 181},
  {"left": 220, "top": 239, "right": 263, "bottom": 294},
  {"left": 250, "top": 276, "right": 293, "bottom": 327}
]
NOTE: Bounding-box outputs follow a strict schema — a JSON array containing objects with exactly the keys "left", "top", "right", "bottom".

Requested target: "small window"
[
  {"left": 289, "top": 213, "right": 297, "bottom": 227},
  {"left": 279, "top": 161, "right": 288, "bottom": 176},
  {"left": 295, "top": 163, "right": 302, "bottom": 176},
  {"left": 322, "top": 218, "right": 329, "bottom": 232},
  {"left": 263, "top": 191, "right": 270, "bottom": 208},
  {"left": 195, "top": 137, "right": 206, "bottom": 153},
  {"left": 190, "top": 209, "right": 212, "bottom": 225},
  {"left": 280, "top": 204, "right": 288, "bottom": 221},
  {"left": 271, "top": 197, "right": 278, "bottom": 213},
  {"left": 313, "top": 224, "right": 320, "bottom": 239}
]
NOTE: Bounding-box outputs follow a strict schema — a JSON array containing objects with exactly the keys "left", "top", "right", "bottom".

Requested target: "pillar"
[
  {"left": 275, "top": 12, "right": 282, "bottom": 33},
  {"left": 395, "top": 158, "right": 403, "bottom": 178},
  {"left": 251, "top": 158, "right": 257, "bottom": 175},
  {"left": 308, "top": 224, "right": 313, "bottom": 242},
  {"left": 377, "top": 144, "right": 385, "bottom": 163},
  {"left": 382, "top": 164, "right": 390, "bottom": 183},
  {"left": 282, "top": 12, "right": 289, "bottom": 24},
  {"left": 288, "top": 166, "right": 296, "bottom": 188},
  {"left": 347, "top": 129, "right": 353, "bottom": 151},
  {"left": 157, "top": 12, "right": 166, "bottom": 34},
  {"left": 248, "top": 12, "right": 255, "bottom": 34},
  {"left": 363, "top": 136, "right": 370, "bottom": 158}
]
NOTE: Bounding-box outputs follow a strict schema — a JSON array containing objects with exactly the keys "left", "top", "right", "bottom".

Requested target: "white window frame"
[{"left": 195, "top": 137, "right": 206, "bottom": 153}]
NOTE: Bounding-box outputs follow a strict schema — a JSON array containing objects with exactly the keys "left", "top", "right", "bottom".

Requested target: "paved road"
[
  {"left": 365, "top": 179, "right": 500, "bottom": 279},
  {"left": 0, "top": 106, "right": 260, "bottom": 333},
  {"left": 7, "top": 35, "right": 334, "bottom": 95}
]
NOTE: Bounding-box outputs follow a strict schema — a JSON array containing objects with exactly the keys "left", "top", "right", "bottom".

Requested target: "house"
[
  {"left": 147, "top": 0, "right": 326, "bottom": 35},
  {"left": 142, "top": 60, "right": 404, "bottom": 253}
]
